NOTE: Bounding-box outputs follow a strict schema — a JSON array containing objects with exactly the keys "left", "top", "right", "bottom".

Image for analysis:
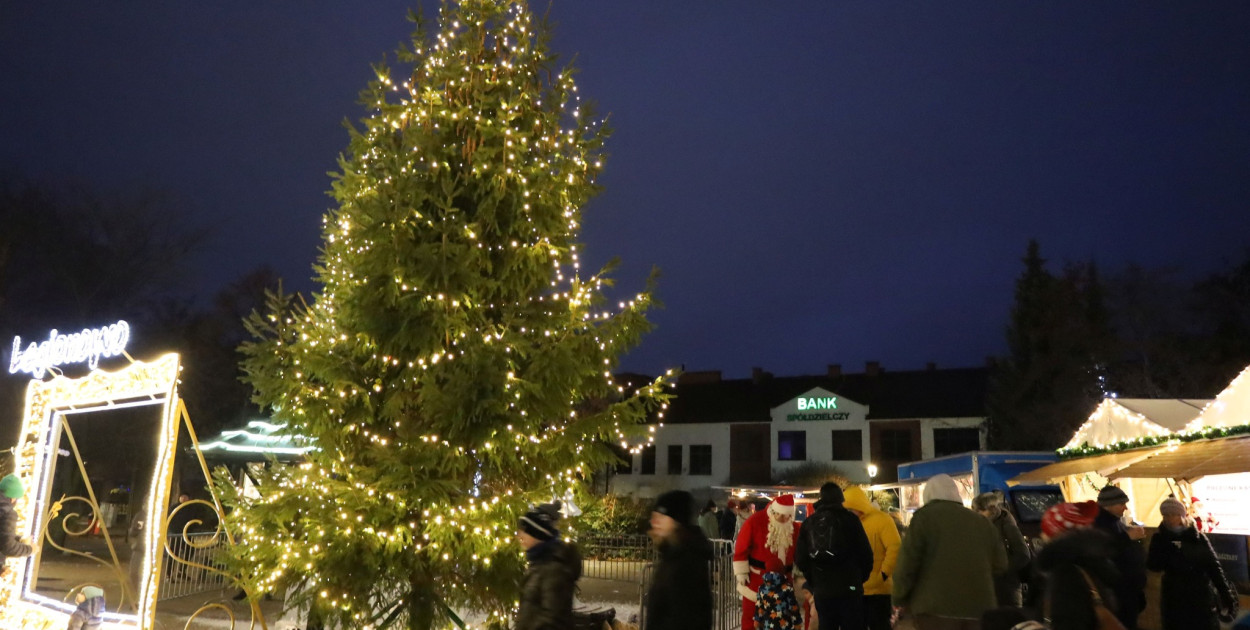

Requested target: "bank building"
[{"left": 610, "top": 361, "right": 990, "bottom": 498}]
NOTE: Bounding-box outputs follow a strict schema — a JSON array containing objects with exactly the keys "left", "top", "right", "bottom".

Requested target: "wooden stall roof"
[
  {"left": 1107, "top": 436, "right": 1250, "bottom": 481},
  {"left": 1007, "top": 447, "right": 1168, "bottom": 485}
]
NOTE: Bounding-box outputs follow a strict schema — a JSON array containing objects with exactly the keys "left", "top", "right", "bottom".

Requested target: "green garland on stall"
[{"left": 1056, "top": 423, "right": 1250, "bottom": 459}]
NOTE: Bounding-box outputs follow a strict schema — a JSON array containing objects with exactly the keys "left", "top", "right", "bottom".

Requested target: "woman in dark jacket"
[
  {"left": 516, "top": 502, "right": 582, "bottom": 630},
  {"left": 645, "top": 490, "right": 713, "bottom": 630},
  {"left": 973, "top": 491, "right": 1032, "bottom": 607},
  {"left": 1147, "top": 497, "right": 1238, "bottom": 630}
]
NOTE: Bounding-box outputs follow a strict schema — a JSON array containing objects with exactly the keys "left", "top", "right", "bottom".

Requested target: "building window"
[
  {"left": 778, "top": 431, "right": 807, "bottom": 461},
  {"left": 640, "top": 445, "right": 656, "bottom": 475},
  {"left": 879, "top": 428, "right": 915, "bottom": 461},
  {"left": 690, "top": 445, "right": 712, "bottom": 475},
  {"left": 934, "top": 428, "right": 981, "bottom": 457},
  {"left": 668, "top": 445, "right": 683, "bottom": 475},
  {"left": 830, "top": 430, "right": 862, "bottom": 461}
]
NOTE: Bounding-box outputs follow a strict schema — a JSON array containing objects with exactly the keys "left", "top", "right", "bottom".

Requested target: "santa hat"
[
  {"left": 767, "top": 494, "right": 795, "bottom": 518},
  {"left": 1041, "top": 501, "right": 1100, "bottom": 540}
]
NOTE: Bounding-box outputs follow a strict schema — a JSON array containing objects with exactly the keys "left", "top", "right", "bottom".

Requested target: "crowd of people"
[{"left": 512, "top": 477, "right": 1245, "bottom": 630}]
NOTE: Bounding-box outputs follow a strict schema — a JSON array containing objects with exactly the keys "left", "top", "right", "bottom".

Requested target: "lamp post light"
[{"left": 867, "top": 463, "right": 878, "bottom": 479}]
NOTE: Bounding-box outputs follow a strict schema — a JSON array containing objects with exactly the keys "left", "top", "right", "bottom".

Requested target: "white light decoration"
[
  {"left": 1, "top": 353, "right": 180, "bottom": 629},
  {"left": 8, "top": 320, "right": 131, "bottom": 378}
]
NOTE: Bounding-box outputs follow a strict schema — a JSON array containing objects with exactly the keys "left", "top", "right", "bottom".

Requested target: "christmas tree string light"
[{"left": 217, "top": 2, "right": 672, "bottom": 629}]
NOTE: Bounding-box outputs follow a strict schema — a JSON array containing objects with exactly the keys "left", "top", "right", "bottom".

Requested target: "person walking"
[
  {"left": 645, "top": 490, "right": 714, "bottom": 630},
  {"left": 972, "top": 492, "right": 1031, "bottom": 607},
  {"left": 892, "top": 474, "right": 1007, "bottom": 630},
  {"left": 699, "top": 500, "right": 722, "bottom": 540},
  {"left": 795, "top": 483, "right": 874, "bottom": 630},
  {"left": 1147, "top": 496, "right": 1239, "bottom": 630},
  {"left": 1092, "top": 485, "right": 1146, "bottom": 630},
  {"left": 1033, "top": 501, "right": 1118, "bottom": 630},
  {"left": 515, "top": 502, "right": 581, "bottom": 630},
  {"left": 0, "top": 474, "right": 34, "bottom": 571},
  {"left": 843, "top": 486, "right": 901, "bottom": 630},
  {"left": 720, "top": 498, "right": 740, "bottom": 541}
]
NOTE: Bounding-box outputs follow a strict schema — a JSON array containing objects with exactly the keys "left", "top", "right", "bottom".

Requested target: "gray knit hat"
[
  {"left": 1097, "top": 485, "right": 1129, "bottom": 508},
  {"left": 1159, "top": 496, "right": 1186, "bottom": 518}
]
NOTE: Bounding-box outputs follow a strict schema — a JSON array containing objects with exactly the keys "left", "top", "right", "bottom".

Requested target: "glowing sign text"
[
  {"left": 797, "top": 396, "right": 837, "bottom": 411},
  {"left": 9, "top": 320, "right": 131, "bottom": 378}
]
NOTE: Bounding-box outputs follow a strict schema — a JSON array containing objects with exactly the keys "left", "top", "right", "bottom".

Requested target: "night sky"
[{"left": 3, "top": 2, "right": 1249, "bottom": 378}]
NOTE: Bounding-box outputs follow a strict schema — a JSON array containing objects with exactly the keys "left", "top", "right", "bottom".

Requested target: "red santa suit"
[{"left": 733, "top": 495, "right": 801, "bottom": 630}]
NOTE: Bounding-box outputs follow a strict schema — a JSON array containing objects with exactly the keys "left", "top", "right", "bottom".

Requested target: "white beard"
[{"left": 765, "top": 514, "right": 793, "bottom": 558}]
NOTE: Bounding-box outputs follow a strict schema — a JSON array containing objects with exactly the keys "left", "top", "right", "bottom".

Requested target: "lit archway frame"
[{"left": 3, "top": 354, "right": 182, "bottom": 629}]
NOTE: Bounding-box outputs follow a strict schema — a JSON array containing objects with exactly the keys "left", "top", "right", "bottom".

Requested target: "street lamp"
[{"left": 867, "top": 463, "right": 878, "bottom": 479}]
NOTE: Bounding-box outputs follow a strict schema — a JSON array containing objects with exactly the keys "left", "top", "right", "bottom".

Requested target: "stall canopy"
[
  {"left": 1185, "top": 365, "right": 1250, "bottom": 431},
  {"left": 1064, "top": 398, "right": 1209, "bottom": 450},
  {"left": 1109, "top": 436, "right": 1250, "bottom": 481},
  {"left": 1009, "top": 446, "right": 1169, "bottom": 485}
]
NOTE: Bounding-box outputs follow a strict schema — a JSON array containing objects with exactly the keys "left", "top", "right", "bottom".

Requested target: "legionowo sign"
[{"left": 8, "top": 320, "right": 131, "bottom": 378}]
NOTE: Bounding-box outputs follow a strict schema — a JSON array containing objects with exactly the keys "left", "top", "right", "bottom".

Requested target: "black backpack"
[{"left": 804, "top": 509, "right": 844, "bottom": 567}]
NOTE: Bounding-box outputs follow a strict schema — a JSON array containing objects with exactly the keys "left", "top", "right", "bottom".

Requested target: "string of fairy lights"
[
  {"left": 1057, "top": 365, "right": 1250, "bottom": 460},
  {"left": 229, "top": 2, "right": 673, "bottom": 628}
]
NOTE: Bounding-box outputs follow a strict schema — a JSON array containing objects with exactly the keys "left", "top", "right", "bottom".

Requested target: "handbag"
[{"left": 1075, "top": 567, "right": 1126, "bottom": 630}]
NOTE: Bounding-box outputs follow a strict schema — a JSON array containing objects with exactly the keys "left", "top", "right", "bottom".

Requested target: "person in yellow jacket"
[{"left": 843, "top": 485, "right": 901, "bottom": 630}]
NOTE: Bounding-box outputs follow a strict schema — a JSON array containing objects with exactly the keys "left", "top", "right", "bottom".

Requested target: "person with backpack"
[
  {"left": 796, "top": 483, "right": 874, "bottom": 630},
  {"left": 843, "top": 485, "right": 901, "bottom": 630},
  {"left": 973, "top": 492, "right": 1031, "bottom": 607}
]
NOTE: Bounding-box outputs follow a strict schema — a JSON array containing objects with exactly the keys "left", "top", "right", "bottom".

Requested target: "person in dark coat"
[
  {"left": 1033, "top": 501, "right": 1118, "bottom": 630},
  {"left": 515, "top": 502, "right": 581, "bottom": 630},
  {"left": 719, "top": 499, "right": 739, "bottom": 540},
  {"left": 795, "top": 483, "right": 873, "bottom": 630},
  {"left": 1091, "top": 485, "right": 1146, "bottom": 630},
  {"left": 0, "top": 474, "right": 34, "bottom": 570},
  {"left": 645, "top": 490, "right": 713, "bottom": 630},
  {"left": 973, "top": 492, "right": 1032, "bottom": 607},
  {"left": 1147, "top": 496, "right": 1239, "bottom": 630}
]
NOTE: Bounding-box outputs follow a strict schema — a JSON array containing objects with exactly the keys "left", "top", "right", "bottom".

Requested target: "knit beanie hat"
[
  {"left": 1159, "top": 496, "right": 1186, "bottom": 518},
  {"left": 1097, "top": 485, "right": 1129, "bottom": 508},
  {"left": 76, "top": 586, "right": 104, "bottom": 604},
  {"left": 652, "top": 490, "right": 696, "bottom": 525},
  {"left": 1041, "top": 501, "right": 1100, "bottom": 540},
  {"left": 518, "top": 502, "right": 561, "bottom": 541},
  {"left": 0, "top": 475, "right": 24, "bottom": 499},
  {"left": 818, "top": 482, "right": 844, "bottom": 505}
]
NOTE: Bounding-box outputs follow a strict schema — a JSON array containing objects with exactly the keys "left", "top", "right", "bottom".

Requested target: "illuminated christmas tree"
[{"left": 219, "top": 2, "right": 670, "bottom": 628}]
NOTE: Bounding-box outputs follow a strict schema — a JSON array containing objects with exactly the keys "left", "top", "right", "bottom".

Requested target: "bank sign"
[{"left": 777, "top": 387, "right": 864, "bottom": 422}]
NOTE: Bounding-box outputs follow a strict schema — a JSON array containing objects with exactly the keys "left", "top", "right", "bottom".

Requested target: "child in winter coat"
[{"left": 68, "top": 586, "right": 105, "bottom": 630}]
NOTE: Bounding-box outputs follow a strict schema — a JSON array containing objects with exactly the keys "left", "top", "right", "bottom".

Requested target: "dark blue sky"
[{"left": 3, "top": 2, "right": 1248, "bottom": 378}]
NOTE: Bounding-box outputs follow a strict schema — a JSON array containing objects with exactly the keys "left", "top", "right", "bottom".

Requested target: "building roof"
[{"left": 662, "top": 365, "right": 990, "bottom": 424}]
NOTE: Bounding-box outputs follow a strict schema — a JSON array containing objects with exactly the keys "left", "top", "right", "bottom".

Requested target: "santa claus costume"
[{"left": 733, "top": 495, "right": 803, "bottom": 630}]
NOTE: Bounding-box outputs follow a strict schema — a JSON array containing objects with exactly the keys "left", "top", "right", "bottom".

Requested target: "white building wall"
[
  {"left": 611, "top": 423, "right": 731, "bottom": 500},
  {"left": 610, "top": 392, "right": 987, "bottom": 497}
]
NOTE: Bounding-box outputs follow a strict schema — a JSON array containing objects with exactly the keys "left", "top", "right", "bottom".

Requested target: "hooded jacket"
[
  {"left": 842, "top": 486, "right": 901, "bottom": 597},
  {"left": 646, "top": 525, "right": 713, "bottom": 630},
  {"left": 516, "top": 538, "right": 582, "bottom": 630},
  {"left": 892, "top": 474, "right": 1007, "bottom": 619},
  {"left": 68, "top": 590, "right": 106, "bottom": 630}
]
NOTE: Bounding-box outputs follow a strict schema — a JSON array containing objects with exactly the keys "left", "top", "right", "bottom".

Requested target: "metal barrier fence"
[
  {"left": 158, "top": 532, "right": 231, "bottom": 601},
  {"left": 581, "top": 534, "right": 740, "bottom": 630}
]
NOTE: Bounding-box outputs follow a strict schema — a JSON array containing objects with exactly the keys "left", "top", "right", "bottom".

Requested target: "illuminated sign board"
[
  {"left": 8, "top": 320, "right": 131, "bottom": 378},
  {"left": 797, "top": 396, "right": 837, "bottom": 410},
  {"left": 787, "top": 396, "right": 848, "bottom": 421}
]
